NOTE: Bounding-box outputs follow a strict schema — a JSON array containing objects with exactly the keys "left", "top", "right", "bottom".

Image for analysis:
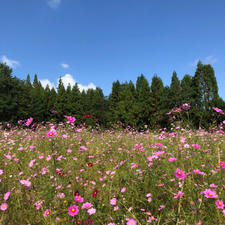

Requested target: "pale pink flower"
[
  {"left": 82, "top": 202, "right": 92, "bottom": 209},
  {"left": 110, "top": 198, "right": 117, "bottom": 205},
  {"left": 127, "top": 218, "right": 136, "bottom": 225},
  {"left": 0, "top": 203, "right": 7, "bottom": 211},
  {"left": 121, "top": 187, "right": 126, "bottom": 193},
  {"left": 20, "top": 179, "right": 31, "bottom": 187},
  {"left": 87, "top": 207, "right": 96, "bottom": 215}
]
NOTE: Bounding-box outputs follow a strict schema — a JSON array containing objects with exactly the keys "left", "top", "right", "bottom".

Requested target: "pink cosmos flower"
[
  {"left": 174, "top": 168, "right": 186, "bottom": 180},
  {"left": 19, "top": 179, "right": 31, "bottom": 187},
  {"left": 29, "top": 159, "right": 36, "bottom": 167},
  {"left": 108, "top": 223, "right": 116, "bottom": 225},
  {"left": 219, "top": 161, "right": 225, "bottom": 169},
  {"left": 47, "top": 130, "right": 56, "bottom": 137},
  {"left": 87, "top": 208, "right": 96, "bottom": 215},
  {"left": 44, "top": 209, "right": 50, "bottom": 217},
  {"left": 65, "top": 115, "right": 76, "bottom": 123},
  {"left": 193, "top": 169, "right": 205, "bottom": 175},
  {"left": 121, "top": 187, "right": 126, "bottom": 193},
  {"left": 127, "top": 218, "right": 136, "bottom": 225},
  {"left": 168, "top": 157, "right": 177, "bottom": 162},
  {"left": 110, "top": 198, "right": 117, "bottom": 205},
  {"left": 57, "top": 193, "right": 65, "bottom": 199},
  {"left": 174, "top": 191, "right": 184, "bottom": 199},
  {"left": 213, "top": 107, "right": 224, "bottom": 115},
  {"left": 192, "top": 144, "right": 201, "bottom": 149},
  {"left": 216, "top": 200, "right": 224, "bottom": 209},
  {"left": 68, "top": 205, "right": 79, "bottom": 216},
  {"left": 0, "top": 169, "right": 3, "bottom": 175},
  {"left": 25, "top": 117, "right": 33, "bottom": 126},
  {"left": 3, "top": 192, "right": 10, "bottom": 201},
  {"left": 201, "top": 189, "right": 218, "bottom": 198},
  {"left": 82, "top": 202, "right": 92, "bottom": 209},
  {"left": 0, "top": 203, "right": 7, "bottom": 211},
  {"left": 74, "top": 195, "right": 84, "bottom": 203}
]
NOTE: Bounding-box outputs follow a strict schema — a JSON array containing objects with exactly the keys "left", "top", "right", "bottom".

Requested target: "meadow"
[{"left": 0, "top": 116, "right": 225, "bottom": 225}]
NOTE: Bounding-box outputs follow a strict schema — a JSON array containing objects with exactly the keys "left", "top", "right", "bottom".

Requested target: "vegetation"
[
  {"left": 0, "top": 61, "right": 224, "bottom": 130},
  {"left": 0, "top": 114, "right": 225, "bottom": 224}
]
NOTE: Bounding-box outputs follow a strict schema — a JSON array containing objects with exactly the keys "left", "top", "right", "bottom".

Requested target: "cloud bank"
[
  {"left": 1, "top": 55, "right": 20, "bottom": 68},
  {"left": 190, "top": 55, "right": 218, "bottom": 67},
  {"left": 40, "top": 74, "right": 96, "bottom": 92},
  {"left": 47, "top": 0, "right": 61, "bottom": 9}
]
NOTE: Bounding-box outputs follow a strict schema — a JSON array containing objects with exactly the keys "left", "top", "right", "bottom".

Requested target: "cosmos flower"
[
  {"left": 127, "top": 218, "right": 136, "bottom": 225},
  {"left": 174, "top": 168, "right": 186, "bottom": 180},
  {"left": 3, "top": 192, "right": 10, "bottom": 201},
  {"left": 87, "top": 207, "right": 96, "bottom": 215},
  {"left": 68, "top": 205, "right": 79, "bottom": 216},
  {"left": 44, "top": 209, "right": 50, "bottom": 217},
  {"left": 0, "top": 203, "right": 7, "bottom": 211},
  {"left": 216, "top": 200, "right": 224, "bottom": 209},
  {"left": 201, "top": 189, "right": 218, "bottom": 198},
  {"left": 110, "top": 198, "right": 117, "bottom": 205}
]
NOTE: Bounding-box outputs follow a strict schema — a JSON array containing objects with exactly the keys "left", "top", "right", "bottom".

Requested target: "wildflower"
[
  {"left": 3, "top": 192, "right": 10, "bottom": 201},
  {"left": 182, "top": 103, "right": 190, "bottom": 110},
  {"left": 65, "top": 115, "right": 76, "bottom": 123},
  {"left": 29, "top": 159, "right": 36, "bottom": 168},
  {"left": 174, "top": 168, "right": 186, "bottom": 180},
  {"left": 192, "top": 144, "right": 201, "bottom": 149},
  {"left": 168, "top": 157, "right": 177, "bottom": 162},
  {"left": 0, "top": 169, "right": 3, "bottom": 175},
  {"left": 197, "top": 221, "right": 202, "bottom": 225},
  {"left": 127, "top": 218, "right": 136, "bottom": 225},
  {"left": 25, "top": 117, "right": 33, "bottom": 126},
  {"left": 121, "top": 187, "right": 126, "bottom": 193},
  {"left": 110, "top": 198, "right": 117, "bottom": 205},
  {"left": 216, "top": 200, "right": 224, "bottom": 209},
  {"left": 108, "top": 223, "right": 116, "bottom": 225},
  {"left": 88, "top": 162, "right": 93, "bottom": 167},
  {"left": 74, "top": 195, "right": 84, "bottom": 203},
  {"left": 44, "top": 209, "right": 50, "bottom": 217},
  {"left": 19, "top": 179, "right": 31, "bottom": 187},
  {"left": 213, "top": 107, "right": 224, "bottom": 115},
  {"left": 147, "top": 216, "right": 155, "bottom": 223},
  {"left": 219, "top": 161, "right": 225, "bottom": 169},
  {"left": 92, "top": 189, "right": 98, "bottom": 197},
  {"left": 57, "top": 193, "right": 65, "bottom": 199},
  {"left": 0, "top": 203, "right": 7, "bottom": 211},
  {"left": 114, "top": 206, "right": 119, "bottom": 211},
  {"left": 47, "top": 130, "right": 56, "bottom": 137},
  {"left": 82, "top": 202, "right": 92, "bottom": 209},
  {"left": 174, "top": 191, "right": 184, "bottom": 199},
  {"left": 74, "top": 191, "right": 79, "bottom": 196},
  {"left": 87, "top": 207, "right": 96, "bottom": 215},
  {"left": 68, "top": 205, "right": 79, "bottom": 216},
  {"left": 85, "top": 219, "right": 93, "bottom": 225},
  {"left": 201, "top": 189, "right": 218, "bottom": 198}
]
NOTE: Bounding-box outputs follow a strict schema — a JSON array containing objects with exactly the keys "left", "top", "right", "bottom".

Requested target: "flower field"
[{"left": 0, "top": 119, "right": 225, "bottom": 225}]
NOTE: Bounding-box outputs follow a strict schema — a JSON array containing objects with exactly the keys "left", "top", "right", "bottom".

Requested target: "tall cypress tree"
[{"left": 135, "top": 74, "right": 151, "bottom": 128}]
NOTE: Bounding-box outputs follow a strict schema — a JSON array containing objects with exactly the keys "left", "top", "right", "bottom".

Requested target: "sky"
[{"left": 0, "top": 0, "right": 224, "bottom": 99}]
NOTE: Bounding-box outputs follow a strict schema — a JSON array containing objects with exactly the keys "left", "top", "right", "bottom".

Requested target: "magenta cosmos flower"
[
  {"left": 47, "top": 130, "right": 56, "bottom": 137},
  {"left": 68, "top": 205, "right": 79, "bottom": 216},
  {"left": 0, "top": 203, "right": 7, "bottom": 211},
  {"left": 219, "top": 161, "right": 225, "bottom": 169},
  {"left": 44, "top": 209, "right": 51, "bottom": 217},
  {"left": 202, "top": 189, "right": 218, "bottom": 198},
  {"left": 3, "top": 192, "right": 10, "bottom": 201},
  {"left": 216, "top": 200, "right": 224, "bottom": 209},
  {"left": 127, "top": 218, "right": 136, "bottom": 225},
  {"left": 174, "top": 168, "right": 186, "bottom": 180},
  {"left": 74, "top": 195, "right": 84, "bottom": 203},
  {"left": 65, "top": 115, "right": 76, "bottom": 123},
  {"left": 25, "top": 117, "right": 33, "bottom": 126}
]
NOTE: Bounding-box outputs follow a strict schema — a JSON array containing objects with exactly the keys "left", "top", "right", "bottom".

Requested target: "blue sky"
[{"left": 0, "top": 0, "right": 224, "bottom": 99}]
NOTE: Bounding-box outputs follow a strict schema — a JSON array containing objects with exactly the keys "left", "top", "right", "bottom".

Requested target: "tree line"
[{"left": 0, "top": 61, "right": 224, "bottom": 129}]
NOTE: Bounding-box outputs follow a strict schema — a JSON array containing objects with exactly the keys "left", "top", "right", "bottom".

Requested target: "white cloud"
[
  {"left": 59, "top": 74, "right": 76, "bottom": 88},
  {"left": 61, "top": 63, "right": 69, "bottom": 69},
  {"left": 47, "top": 0, "right": 61, "bottom": 9},
  {"left": 78, "top": 83, "right": 96, "bottom": 92},
  {"left": 1, "top": 55, "right": 20, "bottom": 68},
  {"left": 190, "top": 55, "right": 218, "bottom": 67},
  {"left": 57, "top": 73, "right": 96, "bottom": 91},
  {"left": 204, "top": 55, "right": 217, "bottom": 65},
  {"left": 40, "top": 79, "right": 55, "bottom": 89}
]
